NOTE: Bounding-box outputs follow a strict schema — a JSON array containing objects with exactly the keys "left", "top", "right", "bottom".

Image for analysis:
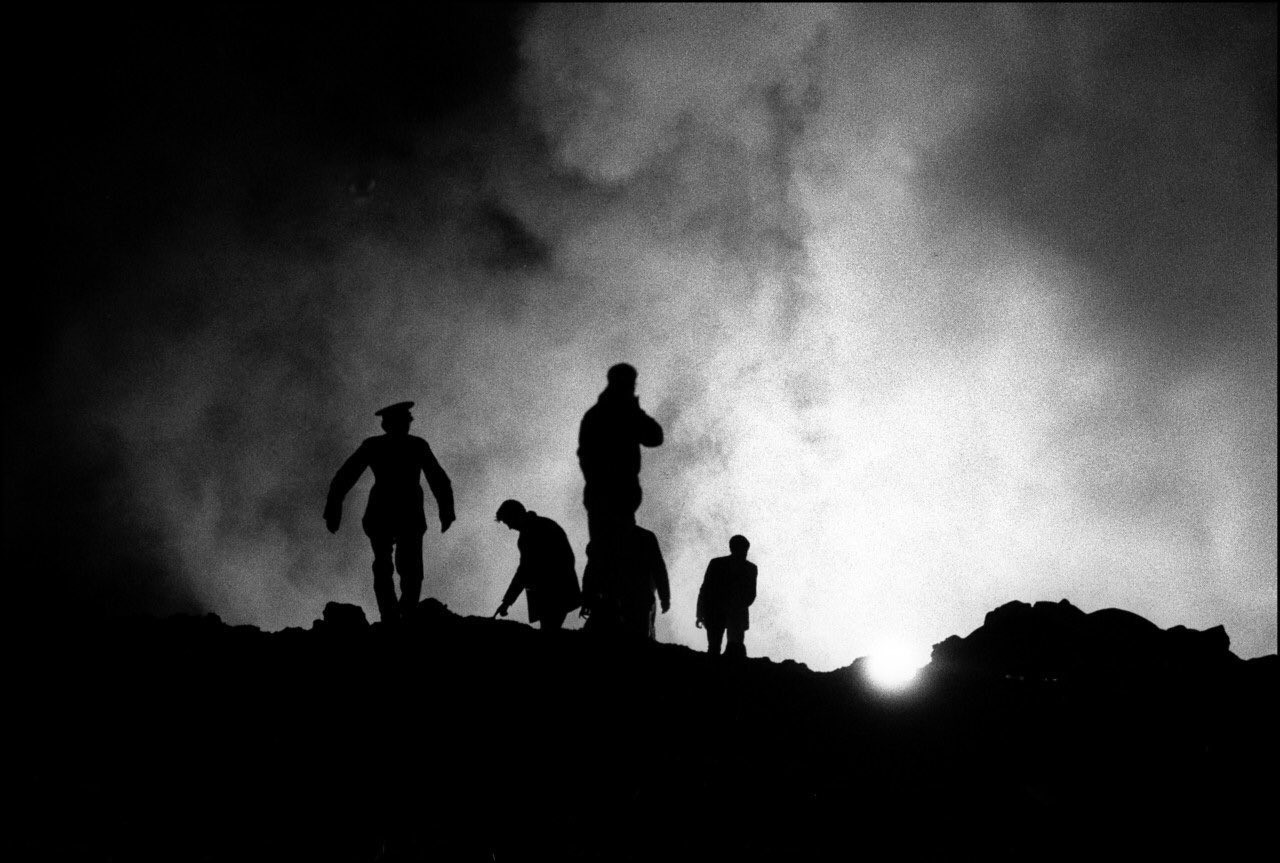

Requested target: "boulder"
[
  {"left": 930, "top": 599, "right": 1239, "bottom": 678},
  {"left": 317, "top": 602, "right": 369, "bottom": 631}
]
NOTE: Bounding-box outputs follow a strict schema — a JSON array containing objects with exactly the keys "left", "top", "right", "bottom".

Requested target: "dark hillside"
[{"left": 14, "top": 598, "right": 1276, "bottom": 861}]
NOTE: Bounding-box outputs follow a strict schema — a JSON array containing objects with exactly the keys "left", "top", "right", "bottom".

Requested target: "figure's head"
[
  {"left": 495, "top": 499, "right": 527, "bottom": 530},
  {"left": 606, "top": 363, "right": 638, "bottom": 395},
  {"left": 375, "top": 401, "right": 414, "bottom": 435},
  {"left": 729, "top": 534, "right": 750, "bottom": 558}
]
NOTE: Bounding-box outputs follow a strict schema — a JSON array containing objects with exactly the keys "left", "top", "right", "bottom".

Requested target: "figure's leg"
[
  {"left": 585, "top": 482, "right": 637, "bottom": 545},
  {"left": 623, "top": 479, "right": 642, "bottom": 519},
  {"left": 725, "top": 625, "right": 746, "bottom": 659},
  {"left": 583, "top": 486, "right": 625, "bottom": 632},
  {"left": 580, "top": 552, "right": 599, "bottom": 619},
  {"left": 618, "top": 597, "right": 644, "bottom": 638},
  {"left": 583, "top": 483, "right": 606, "bottom": 547},
  {"left": 706, "top": 623, "right": 725, "bottom": 655},
  {"left": 370, "top": 535, "right": 398, "bottom": 622},
  {"left": 581, "top": 557, "right": 620, "bottom": 635},
  {"left": 395, "top": 531, "right": 425, "bottom": 617}
]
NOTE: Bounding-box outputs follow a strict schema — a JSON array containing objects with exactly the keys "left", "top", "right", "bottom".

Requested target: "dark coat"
[
  {"left": 697, "top": 555, "right": 757, "bottom": 631},
  {"left": 616, "top": 525, "right": 670, "bottom": 611},
  {"left": 582, "top": 525, "right": 669, "bottom": 638},
  {"left": 502, "top": 512, "right": 581, "bottom": 623},
  {"left": 325, "top": 434, "right": 454, "bottom": 537},
  {"left": 577, "top": 389, "right": 664, "bottom": 486}
]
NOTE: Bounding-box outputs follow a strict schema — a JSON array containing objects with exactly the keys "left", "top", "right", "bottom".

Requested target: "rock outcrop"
[{"left": 929, "top": 598, "right": 1240, "bottom": 678}]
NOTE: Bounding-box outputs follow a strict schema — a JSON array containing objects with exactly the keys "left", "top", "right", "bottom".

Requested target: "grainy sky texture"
[{"left": 11, "top": 4, "right": 1276, "bottom": 669}]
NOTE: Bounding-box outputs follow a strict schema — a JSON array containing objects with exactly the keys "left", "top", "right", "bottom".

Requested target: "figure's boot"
[
  {"left": 372, "top": 560, "right": 399, "bottom": 623},
  {"left": 398, "top": 576, "right": 423, "bottom": 623}
]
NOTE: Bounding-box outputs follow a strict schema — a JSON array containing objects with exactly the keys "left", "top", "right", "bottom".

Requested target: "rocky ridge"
[{"left": 13, "top": 597, "right": 1276, "bottom": 861}]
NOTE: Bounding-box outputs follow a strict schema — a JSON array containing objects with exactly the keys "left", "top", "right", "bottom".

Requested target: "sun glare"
[{"left": 865, "top": 641, "right": 928, "bottom": 691}]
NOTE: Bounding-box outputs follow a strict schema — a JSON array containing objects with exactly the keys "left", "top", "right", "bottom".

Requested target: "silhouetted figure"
[
  {"left": 583, "top": 523, "right": 670, "bottom": 638},
  {"left": 696, "top": 535, "right": 757, "bottom": 657},
  {"left": 494, "top": 499, "right": 581, "bottom": 630},
  {"left": 324, "top": 402, "right": 455, "bottom": 622},
  {"left": 577, "top": 363, "right": 663, "bottom": 615},
  {"left": 623, "top": 524, "right": 671, "bottom": 639}
]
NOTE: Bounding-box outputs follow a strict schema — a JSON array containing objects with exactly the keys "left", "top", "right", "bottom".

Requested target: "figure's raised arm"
[
  {"left": 497, "top": 566, "right": 525, "bottom": 618},
  {"left": 696, "top": 561, "right": 713, "bottom": 625},
  {"left": 421, "top": 442, "right": 456, "bottom": 532},
  {"left": 650, "top": 532, "right": 671, "bottom": 613},
  {"left": 324, "top": 443, "right": 370, "bottom": 533},
  {"left": 634, "top": 400, "right": 664, "bottom": 448}
]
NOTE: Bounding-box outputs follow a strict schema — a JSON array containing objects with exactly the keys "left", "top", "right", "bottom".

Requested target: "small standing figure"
[
  {"left": 587, "top": 523, "right": 669, "bottom": 639},
  {"left": 324, "top": 401, "right": 455, "bottom": 623},
  {"left": 494, "top": 500, "right": 582, "bottom": 631},
  {"left": 696, "top": 535, "right": 757, "bottom": 658}
]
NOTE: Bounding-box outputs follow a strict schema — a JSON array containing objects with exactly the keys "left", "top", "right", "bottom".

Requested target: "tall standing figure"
[
  {"left": 577, "top": 364, "right": 663, "bottom": 619},
  {"left": 696, "top": 535, "right": 758, "bottom": 658},
  {"left": 324, "top": 401, "right": 456, "bottom": 622}
]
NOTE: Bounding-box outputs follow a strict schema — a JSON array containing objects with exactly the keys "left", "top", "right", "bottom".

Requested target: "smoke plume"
[{"left": 17, "top": 5, "right": 1275, "bottom": 669}]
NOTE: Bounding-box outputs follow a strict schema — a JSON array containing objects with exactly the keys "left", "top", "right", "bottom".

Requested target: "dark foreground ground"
[{"left": 13, "top": 598, "right": 1276, "bottom": 862}]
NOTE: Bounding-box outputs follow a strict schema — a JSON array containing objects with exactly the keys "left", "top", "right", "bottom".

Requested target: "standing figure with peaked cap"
[
  {"left": 324, "top": 401, "right": 455, "bottom": 623},
  {"left": 494, "top": 500, "right": 581, "bottom": 630},
  {"left": 696, "top": 535, "right": 757, "bottom": 658},
  {"left": 577, "top": 363, "right": 663, "bottom": 621}
]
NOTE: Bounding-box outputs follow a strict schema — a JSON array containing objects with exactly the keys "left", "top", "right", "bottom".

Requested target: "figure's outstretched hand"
[
  {"left": 695, "top": 618, "right": 704, "bottom": 630},
  {"left": 495, "top": 603, "right": 509, "bottom": 618},
  {"left": 441, "top": 512, "right": 456, "bottom": 533},
  {"left": 660, "top": 599, "right": 670, "bottom": 614},
  {"left": 579, "top": 605, "right": 591, "bottom": 619}
]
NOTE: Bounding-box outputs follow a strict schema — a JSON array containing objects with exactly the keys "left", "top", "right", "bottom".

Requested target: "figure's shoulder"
[
  {"left": 745, "top": 560, "right": 758, "bottom": 574},
  {"left": 361, "top": 434, "right": 428, "bottom": 456}
]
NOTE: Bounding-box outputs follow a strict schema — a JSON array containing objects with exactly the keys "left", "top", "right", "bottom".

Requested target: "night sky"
[{"left": 11, "top": 4, "right": 1275, "bottom": 670}]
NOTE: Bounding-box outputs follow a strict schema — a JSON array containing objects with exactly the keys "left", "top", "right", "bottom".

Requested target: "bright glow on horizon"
[{"left": 865, "top": 641, "right": 930, "bottom": 690}]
